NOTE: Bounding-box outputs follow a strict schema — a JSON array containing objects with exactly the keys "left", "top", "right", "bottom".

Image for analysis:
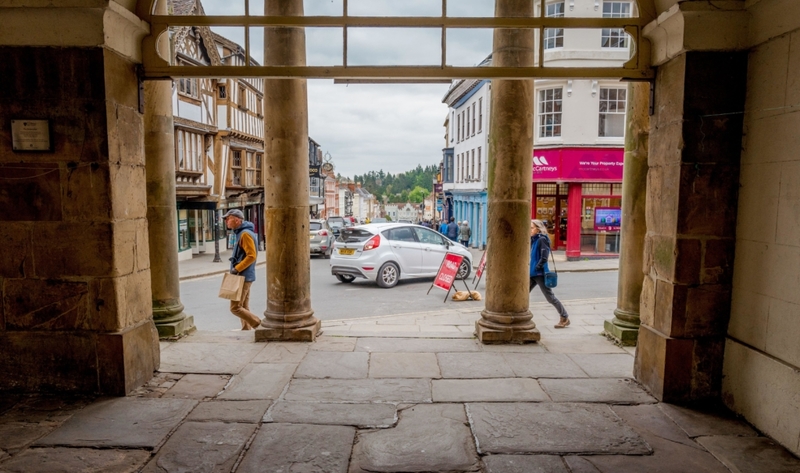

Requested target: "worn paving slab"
[
  {"left": 310, "top": 337, "right": 357, "bottom": 352},
  {"left": 251, "top": 342, "right": 309, "bottom": 363},
  {"left": 236, "top": 424, "right": 355, "bottom": 473},
  {"left": 285, "top": 378, "right": 431, "bottom": 403},
  {"left": 35, "top": 398, "right": 196, "bottom": 448},
  {"left": 567, "top": 354, "right": 635, "bottom": 378},
  {"left": 158, "top": 342, "right": 266, "bottom": 374},
  {"left": 294, "top": 352, "right": 369, "bottom": 379},
  {"left": 0, "top": 422, "right": 62, "bottom": 454},
  {"left": 502, "top": 353, "right": 589, "bottom": 378},
  {"left": 479, "top": 343, "right": 548, "bottom": 353},
  {"left": 540, "top": 335, "right": 627, "bottom": 354},
  {"left": 186, "top": 400, "right": 271, "bottom": 423},
  {"left": 0, "top": 396, "right": 91, "bottom": 424},
  {"left": 562, "top": 405, "right": 737, "bottom": 473},
  {"left": 437, "top": 353, "right": 516, "bottom": 378},
  {"left": 161, "top": 374, "right": 230, "bottom": 400},
  {"left": 369, "top": 353, "right": 441, "bottom": 378},
  {"left": 267, "top": 402, "right": 397, "bottom": 428},
  {"left": 482, "top": 455, "right": 570, "bottom": 473},
  {"left": 432, "top": 378, "right": 550, "bottom": 402},
  {"left": 696, "top": 436, "right": 800, "bottom": 473},
  {"left": 658, "top": 403, "right": 757, "bottom": 438},
  {"left": 611, "top": 404, "right": 704, "bottom": 451},
  {"left": 0, "top": 447, "right": 150, "bottom": 473},
  {"left": 141, "top": 421, "right": 256, "bottom": 473},
  {"left": 174, "top": 331, "right": 255, "bottom": 343},
  {"left": 467, "top": 403, "right": 651, "bottom": 455},
  {"left": 217, "top": 363, "right": 296, "bottom": 400},
  {"left": 539, "top": 378, "right": 656, "bottom": 404},
  {"left": 355, "top": 338, "right": 481, "bottom": 353},
  {"left": 349, "top": 404, "right": 481, "bottom": 473}
]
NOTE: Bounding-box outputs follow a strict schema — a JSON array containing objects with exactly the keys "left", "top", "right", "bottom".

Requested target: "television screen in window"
[{"left": 594, "top": 207, "right": 621, "bottom": 232}]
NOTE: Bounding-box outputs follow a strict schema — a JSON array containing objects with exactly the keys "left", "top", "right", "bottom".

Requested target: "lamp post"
[{"left": 212, "top": 209, "right": 222, "bottom": 262}]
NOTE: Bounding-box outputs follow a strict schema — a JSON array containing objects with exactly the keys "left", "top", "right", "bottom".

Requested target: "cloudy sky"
[{"left": 204, "top": 0, "right": 496, "bottom": 178}]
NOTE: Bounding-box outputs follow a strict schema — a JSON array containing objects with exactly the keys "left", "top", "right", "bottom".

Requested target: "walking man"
[
  {"left": 224, "top": 209, "right": 262, "bottom": 330},
  {"left": 459, "top": 220, "right": 471, "bottom": 247}
]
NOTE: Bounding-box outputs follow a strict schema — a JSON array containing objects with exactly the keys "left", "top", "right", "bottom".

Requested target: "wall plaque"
[{"left": 11, "top": 120, "right": 52, "bottom": 152}]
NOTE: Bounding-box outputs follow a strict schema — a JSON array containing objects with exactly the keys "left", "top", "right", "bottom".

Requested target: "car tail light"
[
  {"left": 363, "top": 235, "right": 381, "bottom": 251},
  {"left": 318, "top": 230, "right": 328, "bottom": 236}
]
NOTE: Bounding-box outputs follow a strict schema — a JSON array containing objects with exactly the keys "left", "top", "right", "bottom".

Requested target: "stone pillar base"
[
  {"left": 604, "top": 319, "right": 639, "bottom": 346},
  {"left": 475, "top": 322, "right": 541, "bottom": 344},
  {"left": 155, "top": 315, "right": 196, "bottom": 338},
  {"left": 255, "top": 319, "right": 321, "bottom": 342}
]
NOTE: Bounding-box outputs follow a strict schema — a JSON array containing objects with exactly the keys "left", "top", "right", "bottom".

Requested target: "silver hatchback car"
[
  {"left": 309, "top": 219, "right": 335, "bottom": 258},
  {"left": 330, "top": 223, "right": 472, "bottom": 288}
]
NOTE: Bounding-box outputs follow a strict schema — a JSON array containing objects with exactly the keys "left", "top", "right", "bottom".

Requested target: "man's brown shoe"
[{"left": 555, "top": 317, "right": 570, "bottom": 328}]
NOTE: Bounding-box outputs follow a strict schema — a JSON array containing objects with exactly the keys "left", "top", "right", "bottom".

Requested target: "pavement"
[
  {"left": 1, "top": 298, "right": 799, "bottom": 472},
  {"left": 179, "top": 247, "right": 618, "bottom": 281}
]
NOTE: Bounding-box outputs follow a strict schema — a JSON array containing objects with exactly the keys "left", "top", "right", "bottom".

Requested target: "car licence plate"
[
  {"left": 339, "top": 248, "right": 355, "bottom": 255},
  {"left": 309, "top": 234, "right": 315, "bottom": 239}
]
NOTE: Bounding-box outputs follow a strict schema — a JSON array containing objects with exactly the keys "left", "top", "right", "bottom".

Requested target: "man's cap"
[{"left": 222, "top": 209, "right": 244, "bottom": 219}]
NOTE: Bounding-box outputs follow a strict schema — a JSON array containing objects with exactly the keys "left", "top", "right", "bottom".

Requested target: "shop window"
[
  {"left": 580, "top": 196, "right": 622, "bottom": 254},
  {"left": 177, "top": 210, "right": 190, "bottom": 252},
  {"left": 538, "top": 88, "right": 563, "bottom": 138},
  {"left": 612, "top": 183, "right": 622, "bottom": 195},
  {"left": 544, "top": 2, "right": 565, "bottom": 50},
  {"left": 599, "top": 87, "right": 627, "bottom": 137},
  {"left": 536, "top": 183, "right": 557, "bottom": 195},
  {"left": 602, "top": 1, "right": 631, "bottom": 48},
  {"left": 582, "top": 183, "right": 612, "bottom": 195}
]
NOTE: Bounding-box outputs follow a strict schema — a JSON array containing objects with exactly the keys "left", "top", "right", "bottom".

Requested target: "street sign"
[{"left": 436, "top": 205, "right": 442, "bottom": 212}]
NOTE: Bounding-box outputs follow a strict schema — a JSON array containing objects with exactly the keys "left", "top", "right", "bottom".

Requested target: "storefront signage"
[
  {"left": 532, "top": 148, "right": 623, "bottom": 182},
  {"left": 594, "top": 207, "right": 621, "bottom": 232},
  {"left": 309, "top": 165, "right": 322, "bottom": 178}
]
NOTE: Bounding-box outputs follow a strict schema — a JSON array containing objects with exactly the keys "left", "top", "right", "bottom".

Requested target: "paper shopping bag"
[{"left": 218, "top": 272, "right": 245, "bottom": 301}]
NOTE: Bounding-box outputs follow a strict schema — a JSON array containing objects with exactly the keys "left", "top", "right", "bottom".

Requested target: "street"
[{"left": 180, "top": 257, "right": 619, "bottom": 331}]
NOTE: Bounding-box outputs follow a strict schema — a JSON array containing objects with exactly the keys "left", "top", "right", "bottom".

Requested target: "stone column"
[
  {"left": 144, "top": 0, "right": 195, "bottom": 338},
  {"left": 256, "top": 0, "right": 320, "bottom": 341},
  {"left": 604, "top": 82, "right": 649, "bottom": 346},
  {"left": 476, "top": 0, "right": 540, "bottom": 343},
  {"left": 634, "top": 51, "right": 747, "bottom": 402}
]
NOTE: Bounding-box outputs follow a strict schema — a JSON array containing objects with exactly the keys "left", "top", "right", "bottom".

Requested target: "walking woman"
[{"left": 530, "top": 219, "right": 570, "bottom": 328}]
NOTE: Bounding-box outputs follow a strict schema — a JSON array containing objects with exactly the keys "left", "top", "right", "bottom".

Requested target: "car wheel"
[
  {"left": 457, "top": 260, "right": 471, "bottom": 280},
  {"left": 336, "top": 274, "right": 355, "bottom": 284},
  {"left": 376, "top": 262, "right": 399, "bottom": 288}
]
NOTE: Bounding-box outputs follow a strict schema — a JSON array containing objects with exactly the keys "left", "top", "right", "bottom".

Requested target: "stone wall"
[
  {"left": 723, "top": 0, "right": 800, "bottom": 456},
  {"left": 0, "top": 46, "right": 159, "bottom": 395}
]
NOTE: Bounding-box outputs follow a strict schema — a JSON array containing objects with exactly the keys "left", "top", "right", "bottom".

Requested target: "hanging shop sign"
[
  {"left": 309, "top": 165, "right": 322, "bottom": 178},
  {"left": 532, "top": 147, "right": 624, "bottom": 182}
]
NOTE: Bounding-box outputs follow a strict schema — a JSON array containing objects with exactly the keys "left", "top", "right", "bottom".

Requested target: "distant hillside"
[{"left": 340, "top": 165, "right": 438, "bottom": 204}]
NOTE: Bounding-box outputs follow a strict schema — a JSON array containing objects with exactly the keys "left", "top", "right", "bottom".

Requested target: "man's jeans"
[{"left": 230, "top": 281, "right": 261, "bottom": 329}]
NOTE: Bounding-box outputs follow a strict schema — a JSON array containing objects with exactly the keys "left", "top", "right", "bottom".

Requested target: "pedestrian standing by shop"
[
  {"left": 446, "top": 217, "right": 460, "bottom": 242},
  {"left": 224, "top": 209, "right": 262, "bottom": 330},
  {"left": 459, "top": 220, "right": 471, "bottom": 247},
  {"left": 529, "top": 219, "right": 570, "bottom": 328}
]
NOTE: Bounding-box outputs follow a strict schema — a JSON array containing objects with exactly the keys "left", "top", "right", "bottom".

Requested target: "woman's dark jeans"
[{"left": 529, "top": 275, "right": 569, "bottom": 318}]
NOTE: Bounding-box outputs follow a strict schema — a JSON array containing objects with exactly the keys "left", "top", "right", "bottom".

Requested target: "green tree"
[{"left": 408, "top": 186, "right": 428, "bottom": 203}]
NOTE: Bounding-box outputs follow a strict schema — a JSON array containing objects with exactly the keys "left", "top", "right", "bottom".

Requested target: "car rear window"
[
  {"left": 309, "top": 222, "right": 322, "bottom": 231},
  {"left": 338, "top": 228, "right": 374, "bottom": 243}
]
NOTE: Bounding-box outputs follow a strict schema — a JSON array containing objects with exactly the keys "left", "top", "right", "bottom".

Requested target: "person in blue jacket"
[
  {"left": 530, "top": 219, "right": 570, "bottom": 328},
  {"left": 439, "top": 219, "right": 448, "bottom": 235},
  {"left": 446, "top": 217, "right": 460, "bottom": 242}
]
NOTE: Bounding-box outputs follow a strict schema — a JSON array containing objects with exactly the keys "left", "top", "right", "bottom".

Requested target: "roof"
[{"left": 169, "top": 0, "right": 197, "bottom": 15}]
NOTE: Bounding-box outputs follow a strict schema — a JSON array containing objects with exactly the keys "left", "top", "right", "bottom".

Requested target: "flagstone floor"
[{"left": 1, "top": 299, "right": 798, "bottom": 472}]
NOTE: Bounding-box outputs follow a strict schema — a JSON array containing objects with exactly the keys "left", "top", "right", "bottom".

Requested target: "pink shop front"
[{"left": 531, "top": 147, "right": 624, "bottom": 260}]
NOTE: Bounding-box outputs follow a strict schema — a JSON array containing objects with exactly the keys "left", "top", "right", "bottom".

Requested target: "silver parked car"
[
  {"left": 330, "top": 223, "right": 472, "bottom": 288},
  {"left": 309, "top": 219, "right": 335, "bottom": 258}
]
